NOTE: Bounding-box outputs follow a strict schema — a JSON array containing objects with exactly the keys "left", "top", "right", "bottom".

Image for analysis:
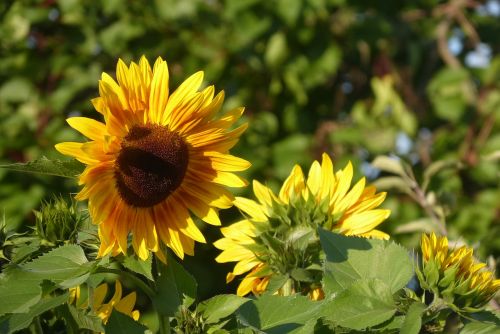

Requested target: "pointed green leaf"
[
  {"left": 321, "top": 278, "right": 397, "bottom": 330},
  {"left": 400, "top": 302, "right": 426, "bottom": 334},
  {"left": 19, "top": 244, "right": 90, "bottom": 286},
  {"left": 153, "top": 252, "right": 197, "bottom": 316},
  {"left": 0, "top": 157, "right": 84, "bottom": 178},
  {"left": 263, "top": 274, "right": 289, "bottom": 295},
  {"left": 0, "top": 276, "right": 41, "bottom": 315},
  {"left": 198, "top": 294, "right": 249, "bottom": 324},
  {"left": 67, "top": 304, "right": 104, "bottom": 332},
  {"left": 122, "top": 254, "right": 153, "bottom": 281},
  {"left": 237, "top": 294, "right": 323, "bottom": 332},
  {"left": 0, "top": 245, "right": 89, "bottom": 315},
  {"left": 460, "top": 322, "right": 500, "bottom": 334},
  {"left": 319, "top": 229, "right": 413, "bottom": 294},
  {"left": 0, "top": 293, "right": 69, "bottom": 333},
  {"left": 104, "top": 309, "right": 148, "bottom": 334}
]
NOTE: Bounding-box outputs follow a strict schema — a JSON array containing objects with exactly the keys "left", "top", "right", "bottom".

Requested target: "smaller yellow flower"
[
  {"left": 69, "top": 280, "right": 140, "bottom": 324},
  {"left": 215, "top": 153, "right": 390, "bottom": 298},
  {"left": 420, "top": 233, "right": 500, "bottom": 310}
]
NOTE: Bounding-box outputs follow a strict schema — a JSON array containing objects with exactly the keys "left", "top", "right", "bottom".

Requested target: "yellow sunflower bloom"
[
  {"left": 420, "top": 233, "right": 500, "bottom": 310},
  {"left": 56, "top": 56, "right": 250, "bottom": 260},
  {"left": 69, "top": 280, "right": 140, "bottom": 324},
  {"left": 215, "top": 153, "right": 390, "bottom": 298}
]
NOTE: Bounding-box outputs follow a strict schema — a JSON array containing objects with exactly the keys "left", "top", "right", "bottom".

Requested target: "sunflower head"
[
  {"left": 69, "top": 280, "right": 139, "bottom": 324},
  {"left": 56, "top": 56, "right": 250, "bottom": 261},
  {"left": 418, "top": 233, "right": 500, "bottom": 311},
  {"left": 214, "top": 153, "right": 390, "bottom": 298}
]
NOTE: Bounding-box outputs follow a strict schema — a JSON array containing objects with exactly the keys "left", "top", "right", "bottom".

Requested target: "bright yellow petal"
[
  {"left": 114, "top": 292, "right": 137, "bottom": 316},
  {"left": 234, "top": 197, "right": 268, "bottom": 222},
  {"left": 149, "top": 59, "right": 170, "bottom": 124},
  {"left": 306, "top": 160, "right": 322, "bottom": 196},
  {"left": 162, "top": 71, "right": 204, "bottom": 124},
  {"left": 55, "top": 142, "right": 99, "bottom": 164},
  {"left": 66, "top": 117, "right": 107, "bottom": 141}
]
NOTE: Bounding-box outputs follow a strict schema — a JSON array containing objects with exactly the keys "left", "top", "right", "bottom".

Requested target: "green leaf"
[
  {"left": 0, "top": 245, "right": 90, "bottom": 315},
  {"left": 460, "top": 322, "right": 500, "bottom": 334},
  {"left": 104, "top": 309, "right": 148, "bottom": 334},
  {"left": 422, "top": 159, "right": 462, "bottom": 191},
  {"left": 237, "top": 294, "right": 323, "bottom": 333},
  {"left": 0, "top": 293, "right": 69, "bottom": 333},
  {"left": 427, "top": 67, "right": 472, "bottom": 123},
  {"left": 67, "top": 304, "right": 104, "bottom": 332},
  {"left": 198, "top": 294, "right": 249, "bottom": 324},
  {"left": 371, "top": 156, "right": 407, "bottom": 177},
  {"left": 0, "top": 157, "right": 84, "bottom": 178},
  {"left": 153, "top": 252, "right": 197, "bottom": 316},
  {"left": 400, "top": 302, "right": 426, "bottom": 334},
  {"left": 0, "top": 275, "right": 41, "bottom": 315},
  {"left": 122, "top": 254, "right": 153, "bottom": 281},
  {"left": 290, "top": 268, "right": 315, "bottom": 283},
  {"left": 372, "top": 176, "right": 413, "bottom": 195},
  {"left": 320, "top": 278, "right": 397, "bottom": 330},
  {"left": 19, "top": 244, "right": 90, "bottom": 286},
  {"left": 319, "top": 229, "right": 413, "bottom": 294},
  {"left": 468, "top": 311, "right": 500, "bottom": 325},
  {"left": 262, "top": 274, "right": 288, "bottom": 295}
]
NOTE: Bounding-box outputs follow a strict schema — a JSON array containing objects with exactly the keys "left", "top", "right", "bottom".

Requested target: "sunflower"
[
  {"left": 420, "top": 233, "right": 500, "bottom": 309},
  {"left": 69, "top": 280, "right": 139, "bottom": 324},
  {"left": 56, "top": 56, "right": 250, "bottom": 260},
  {"left": 214, "top": 153, "right": 390, "bottom": 297}
]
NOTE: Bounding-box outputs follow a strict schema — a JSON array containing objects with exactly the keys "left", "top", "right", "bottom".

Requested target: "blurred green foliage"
[{"left": 0, "top": 0, "right": 499, "bottom": 298}]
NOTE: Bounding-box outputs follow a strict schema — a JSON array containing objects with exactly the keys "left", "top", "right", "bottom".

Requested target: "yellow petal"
[
  {"left": 114, "top": 292, "right": 136, "bottom": 315},
  {"left": 233, "top": 258, "right": 261, "bottom": 276},
  {"left": 237, "top": 276, "right": 259, "bottom": 296},
  {"left": 168, "top": 197, "right": 206, "bottom": 243},
  {"left": 93, "top": 283, "right": 108, "bottom": 309},
  {"left": 162, "top": 71, "right": 204, "bottom": 124},
  {"left": 279, "top": 165, "right": 305, "bottom": 203},
  {"left": 330, "top": 161, "right": 353, "bottom": 207},
  {"left": 149, "top": 60, "right": 169, "bottom": 123},
  {"left": 67, "top": 117, "right": 107, "bottom": 141},
  {"left": 181, "top": 193, "right": 221, "bottom": 226},
  {"left": 203, "top": 151, "right": 251, "bottom": 172},
  {"left": 333, "top": 177, "right": 366, "bottom": 215},
  {"left": 306, "top": 160, "right": 322, "bottom": 196},
  {"left": 215, "top": 246, "right": 255, "bottom": 263},
  {"left": 109, "top": 280, "right": 123, "bottom": 306},
  {"left": 359, "top": 229, "right": 390, "bottom": 240},
  {"left": 252, "top": 180, "right": 275, "bottom": 207},
  {"left": 340, "top": 209, "right": 391, "bottom": 236},
  {"left": 55, "top": 142, "right": 98, "bottom": 164},
  {"left": 234, "top": 197, "right": 268, "bottom": 222}
]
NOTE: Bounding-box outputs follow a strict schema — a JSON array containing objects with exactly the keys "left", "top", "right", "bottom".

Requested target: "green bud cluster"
[
  {"left": 247, "top": 191, "right": 330, "bottom": 296},
  {"left": 34, "top": 195, "right": 85, "bottom": 246}
]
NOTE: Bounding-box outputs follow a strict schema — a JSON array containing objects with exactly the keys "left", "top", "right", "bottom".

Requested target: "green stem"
[
  {"left": 154, "top": 254, "right": 171, "bottom": 334},
  {"left": 96, "top": 267, "right": 156, "bottom": 300},
  {"left": 33, "top": 316, "right": 43, "bottom": 334}
]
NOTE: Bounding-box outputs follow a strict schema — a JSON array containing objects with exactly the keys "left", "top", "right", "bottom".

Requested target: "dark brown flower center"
[{"left": 115, "top": 124, "right": 189, "bottom": 207}]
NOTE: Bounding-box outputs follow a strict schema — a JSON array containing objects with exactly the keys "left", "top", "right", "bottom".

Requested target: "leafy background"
[{"left": 1, "top": 0, "right": 499, "bottom": 311}]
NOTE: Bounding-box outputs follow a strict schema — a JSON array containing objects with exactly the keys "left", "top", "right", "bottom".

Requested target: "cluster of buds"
[
  {"left": 418, "top": 232, "right": 500, "bottom": 312},
  {"left": 34, "top": 195, "right": 85, "bottom": 246}
]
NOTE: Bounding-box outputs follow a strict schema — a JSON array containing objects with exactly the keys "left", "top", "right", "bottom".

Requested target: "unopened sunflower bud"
[
  {"left": 34, "top": 195, "right": 84, "bottom": 245},
  {"left": 418, "top": 233, "right": 500, "bottom": 311},
  {"left": 215, "top": 154, "right": 391, "bottom": 299}
]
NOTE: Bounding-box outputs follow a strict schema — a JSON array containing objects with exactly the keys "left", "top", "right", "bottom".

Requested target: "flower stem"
[{"left": 154, "top": 254, "right": 171, "bottom": 334}]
